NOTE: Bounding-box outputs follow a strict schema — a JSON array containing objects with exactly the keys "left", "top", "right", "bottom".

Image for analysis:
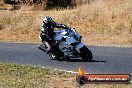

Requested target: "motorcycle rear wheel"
[{"left": 80, "top": 46, "right": 93, "bottom": 61}]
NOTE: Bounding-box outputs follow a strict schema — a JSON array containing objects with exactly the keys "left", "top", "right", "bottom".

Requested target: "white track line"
[{"left": 41, "top": 66, "right": 78, "bottom": 73}]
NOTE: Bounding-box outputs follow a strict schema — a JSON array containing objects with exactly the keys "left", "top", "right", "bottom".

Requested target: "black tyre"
[{"left": 80, "top": 46, "right": 93, "bottom": 61}]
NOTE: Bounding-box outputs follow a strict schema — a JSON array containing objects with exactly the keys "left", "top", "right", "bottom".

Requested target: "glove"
[{"left": 62, "top": 25, "right": 68, "bottom": 29}]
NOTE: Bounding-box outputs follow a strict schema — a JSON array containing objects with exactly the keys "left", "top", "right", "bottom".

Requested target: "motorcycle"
[{"left": 38, "top": 27, "right": 93, "bottom": 61}]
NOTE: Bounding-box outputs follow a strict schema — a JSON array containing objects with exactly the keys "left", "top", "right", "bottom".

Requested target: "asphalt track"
[{"left": 0, "top": 42, "right": 132, "bottom": 76}]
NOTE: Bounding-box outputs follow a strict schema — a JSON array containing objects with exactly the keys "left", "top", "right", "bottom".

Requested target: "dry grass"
[
  {"left": 0, "top": 0, "right": 132, "bottom": 46},
  {"left": 0, "top": 63, "right": 75, "bottom": 88}
]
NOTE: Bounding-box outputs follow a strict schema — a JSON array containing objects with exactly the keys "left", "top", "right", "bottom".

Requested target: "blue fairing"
[{"left": 54, "top": 28, "right": 81, "bottom": 41}]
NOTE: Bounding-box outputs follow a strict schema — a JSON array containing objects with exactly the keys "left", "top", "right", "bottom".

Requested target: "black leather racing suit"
[{"left": 40, "top": 21, "right": 67, "bottom": 57}]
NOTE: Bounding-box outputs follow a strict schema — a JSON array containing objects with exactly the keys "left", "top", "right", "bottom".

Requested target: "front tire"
[{"left": 80, "top": 46, "right": 93, "bottom": 61}]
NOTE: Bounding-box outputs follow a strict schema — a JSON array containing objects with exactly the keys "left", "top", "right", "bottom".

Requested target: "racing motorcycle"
[{"left": 38, "top": 27, "right": 93, "bottom": 61}]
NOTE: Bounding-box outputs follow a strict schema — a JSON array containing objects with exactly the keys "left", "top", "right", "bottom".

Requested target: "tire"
[{"left": 79, "top": 46, "right": 93, "bottom": 61}]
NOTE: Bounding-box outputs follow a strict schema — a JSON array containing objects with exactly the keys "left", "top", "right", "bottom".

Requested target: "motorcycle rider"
[{"left": 40, "top": 16, "right": 67, "bottom": 54}]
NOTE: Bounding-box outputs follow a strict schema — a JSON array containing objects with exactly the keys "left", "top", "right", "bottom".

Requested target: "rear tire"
[{"left": 80, "top": 46, "right": 93, "bottom": 61}]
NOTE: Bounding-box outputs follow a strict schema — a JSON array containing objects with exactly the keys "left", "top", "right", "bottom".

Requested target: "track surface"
[{"left": 0, "top": 42, "right": 132, "bottom": 75}]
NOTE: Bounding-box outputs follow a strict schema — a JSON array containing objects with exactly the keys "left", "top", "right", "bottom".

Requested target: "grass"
[
  {"left": 0, "top": 0, "right": 132, "bottom": 46},
  {"left": 0, "top": 63, "right": 132, "bottom": 88},
  {"left": 0, "top": 63, "right": 74, "bottom": 88},
  {"left": 0, "top": 1, "right": 132, "bottom": 87}
]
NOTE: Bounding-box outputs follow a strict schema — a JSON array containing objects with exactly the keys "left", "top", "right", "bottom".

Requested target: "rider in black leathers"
[{"left": 40, "top": 16, "right": 67, "bottom": 57}]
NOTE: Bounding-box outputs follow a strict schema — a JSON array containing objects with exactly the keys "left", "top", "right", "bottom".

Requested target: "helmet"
[{"left": 43, "top": 16, "right": 53, "bottom": 24}]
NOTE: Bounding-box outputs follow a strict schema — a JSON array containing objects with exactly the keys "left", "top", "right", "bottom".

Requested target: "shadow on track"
[
  {"left": 67, "top": 59, "right": 106, "bottom": 62},
  {"left": 51, "top": 58, "right": 106, "bottom": 62}
]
